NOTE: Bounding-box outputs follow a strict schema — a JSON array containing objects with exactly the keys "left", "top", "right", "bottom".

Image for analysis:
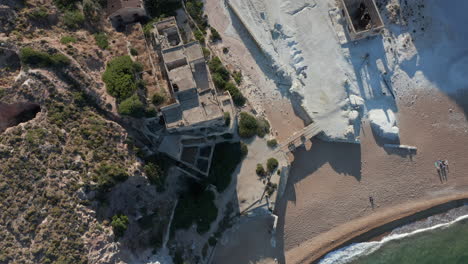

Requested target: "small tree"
[
  {"left": 266, "top": 158, "right": 279, "bottom": 173},
  {"left": 151, "top": 92, "right": 165, "bottom": 106},
  {"left": 256, "top": 117, "right": 270, "bottom": 137},
  {"left": 94, "top": 33, "right": 109, "bottom": 50},
  {"left": 267, "top": 139, "right": 278, "bottom": 148},
  {"left": 194, "top": 30, "right": 205, "bottom": 43},
  {"left": 118, "top": 94, "right": 145, "bottom": 117},
  {"left": 256, "top": 164, "right": 266, "bottom": 177},
  {"left": 232, "top": 70, "right": 242, "bottom": 85},
  {"left": 238, "top": 112, "right": 258, "bottom": 138},
  {"left": 102, "top": 56, "right": 141, "bottom": 100},
  {"left": 144, "top": 162, "right": 165, "bottom": 192},
  {"left": 240, "top": 142, "right": 248, "bottom": 157},
  {"left": 111, "top": 214, "right": 129, "bottom": 238},
  {"left": 60, "top": 36, "right": 77, "bottom": 45},
  {"left": 83, "top": 0, "right": 101, "bottom": 23},
  {"left": 224, "top": 82, "right": 246, "bottom": 106},
  {"left": 130, "top": 47, "right": 139, "bottom": 56},
  {"left": 93, "top": 163, "right": 129, "bottom": 192},
  {"left": 63, "top": 10, "right": 85, "bottom": 30},
  {"left": 210, "top": 27, "right": 222, "bottom": 42}
]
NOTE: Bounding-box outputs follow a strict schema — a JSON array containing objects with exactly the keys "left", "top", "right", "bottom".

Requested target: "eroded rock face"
[
  {"left": 0, "top": 102, "right": 41, "bottom": 133},
  {"left": 0, "top": 5, "right": 17, "bottom": 34},
  {"left": 0, "top": 48, "right": 21, "bottom": 72}
]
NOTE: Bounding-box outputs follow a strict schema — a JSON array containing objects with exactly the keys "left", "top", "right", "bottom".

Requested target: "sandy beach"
[
  {"left": 274, "top": 87, "right": 468, "bottom": 263},
  {"left": 204, "top": 0, "right": 468, "bottom": 263},
  {"left": 212, "top": 88, "right": 468, "bottom": 264}
]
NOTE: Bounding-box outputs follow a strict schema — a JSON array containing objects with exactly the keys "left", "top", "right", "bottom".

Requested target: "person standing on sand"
[
  {"left": 435, "top": 160, "right": 443, "bottom": 182},
  {"left": 444, "top": 160, "right": 449, "bottom": 173},
  {"left": 369, "top": 196, "right": 374, "bottom": 209}
]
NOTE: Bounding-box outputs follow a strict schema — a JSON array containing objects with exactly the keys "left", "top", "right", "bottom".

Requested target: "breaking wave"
[{"left": 319, "top": 205, "right": 468, "bottom": 264}]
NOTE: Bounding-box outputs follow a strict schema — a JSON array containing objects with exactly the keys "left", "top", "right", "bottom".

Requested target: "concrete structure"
[
  {"left": 108, "top": 0, "right": 146, "bottom": 24},
  {"left": 153, "top": 17, "right": 183, "bottom": 49},
  {"left": 340, "top": 0, "right": 384, "bottom": 40},
  {"left": 152, "top": 17, "right": 231, "bottom": 133}
]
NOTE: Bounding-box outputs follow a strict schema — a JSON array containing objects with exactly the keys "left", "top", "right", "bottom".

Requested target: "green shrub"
[
  {"left": 256, "top": 164, "right": 266, "bottom": 177},
  {"left": 240, "top": 142, "right": 248, "bottom": 157},
  {"left": 224, "top": 82, "right": 246, "bottom": 106},
  {"left": 202, "top": 47, "right": 210, "bottom": 59},
  {"left": 0, "top": 88, "right": 5, "bottom": 99},
  {"left": 212, "top": 72, "right": 226, "bottom": 89},
  {"left": 266, "top": 158, "right": 279, "bottom": 173},
  {"left": 208, "top": 57, "right": 246, "bottom": 106},
  {"left": 94, "top": 33, "right": 109, "bottom": 50},
  {"left": 118, "top": 94, "right": 146, "bottom": 117},
  {"left": 265, "top": 182, "right": 278, "bottom": 196},
  {"left": 208, "top": 142, "right": 243, "bottom": 192},
  {"left": 224, "top": 112, "right": 231, "bottom": 126},
  {"left": 194, "top": 29, "right": 205, "bottom": 43},
  {"left": 47, "top": 102, "right": 77, "bottom": 127},
  {"left": 238, "top": 112, "right": 258, "bottom": 138},
  {"left": 111, "top": 214, "right": 129, "bottom": 238},
  {"left": 83, "top": 0, "right": 101, "bottom": 23},
  {"left": 20, "top": 47, "right": 70, "bottom": 68},
  {"left": 145, "top": 106, "right": 157, "bottom": 117},
  {"left": 186, "top": 0, "right": 208, "bottom": 30},
  {"left": 130, "top": 47, "right": 139, "bottom": 56},
  {"left": 102, "top": 56, "right": 141, "bottom": 100},
  {"left": 256, "top": 117, "right": 270, "bottom": 137},
  {"left": 151, "top": 92, "right": 165, "bottom": 106},
  {"left": 208, "top": 57, "right": 229, "bottom": 81},
  {"left": 60, "top": 35, "right": 77, "bottom": 45},
  {"left": 210, "top": 27, "right": 222, "bottom": 42},
  {"left": 232, "top": 70, "right": 242, "bottom": 85},
  {"left": 63, "top": 10, "right": 85, "bottom": 29},
  {"left": 28, "top": 7, "right": 48, "bottom": 20},
  {"left": 93, "top": 163, "right": 129, "bottom": 192},
  {"left": 267, "top": 139, "right": 278, "bottom": 148},
  {"left": 144, "top": 162, "right": 166, "bottom": 192}
]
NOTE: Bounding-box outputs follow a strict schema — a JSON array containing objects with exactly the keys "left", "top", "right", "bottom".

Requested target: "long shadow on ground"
[{"left": 273, "top": 139, "right": 361, "bottom": 264}]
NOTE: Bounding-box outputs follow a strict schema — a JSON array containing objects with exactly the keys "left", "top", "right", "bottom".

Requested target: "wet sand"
[{"left": 276, "top": 88, "right": 468, "bottom": 263}]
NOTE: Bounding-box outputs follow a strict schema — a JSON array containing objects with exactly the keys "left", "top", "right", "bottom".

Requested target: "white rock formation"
[
  {"left": 368, "top": 109, "right": 399, "bottom": 141},
  {"left": 227, "top": 0, "right": 468, "bottom": 143}
]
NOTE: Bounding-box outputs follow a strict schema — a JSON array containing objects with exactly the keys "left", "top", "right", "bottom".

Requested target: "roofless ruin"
[{"left": 340, "top": 0, "right": 384, "bottom": 40}]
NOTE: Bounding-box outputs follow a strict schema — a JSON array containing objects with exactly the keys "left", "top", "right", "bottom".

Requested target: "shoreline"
[{"left": 284, "top": 194, "right": 468, "bottom": 264}]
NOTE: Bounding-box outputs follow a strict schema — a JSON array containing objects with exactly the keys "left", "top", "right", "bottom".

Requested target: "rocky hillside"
[{"left": 0, "top": 0, "right": 174, "bottom": 263}]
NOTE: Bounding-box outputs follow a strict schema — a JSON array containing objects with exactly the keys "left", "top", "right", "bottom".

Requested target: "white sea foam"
[{"left": 319, "top": 205, "right": 468, "bottom": 264}]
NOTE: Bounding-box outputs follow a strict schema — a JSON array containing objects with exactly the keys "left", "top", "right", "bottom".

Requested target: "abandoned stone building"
[
  {"left": 151, "top": 17, "right": 233, "bottom": 134},
  {"left": 107, "top": 0, "right": 147, "bottom": 24},
  {"left": 340, "top": 0, "right": 384, "bottom": 40}
]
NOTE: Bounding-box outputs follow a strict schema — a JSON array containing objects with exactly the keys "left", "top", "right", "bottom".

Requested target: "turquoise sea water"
[
  {"left": 319, "top": 206, "right": 468, "bottom": 264},
  {"left": 349, "top": 218, "right": 468, "bottom": 264}
]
